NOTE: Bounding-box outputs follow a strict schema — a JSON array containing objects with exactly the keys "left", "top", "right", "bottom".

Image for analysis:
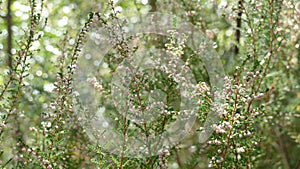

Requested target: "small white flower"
[
  {"left": 237, "top": 147, "right": 245, "bottom": 153},
  {"left": 46, "top": 122, "right": 51, "bottom": 128}
]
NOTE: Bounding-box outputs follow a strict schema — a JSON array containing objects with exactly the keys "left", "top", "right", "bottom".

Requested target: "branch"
[
  {"left": 275, "top": 127, "right": 292, "bottom": 169},
  {"left": 6, "top": 0, "right": 13, "bottom": 69},
  {"left": 149, "top": 0, "right": 157, "bottom": 12},
  {"left": 0, "top": 14, "right": 6, "bottom": 19},
  {"left": 234, "top": 0, "right": 244, "bottom": 55}
]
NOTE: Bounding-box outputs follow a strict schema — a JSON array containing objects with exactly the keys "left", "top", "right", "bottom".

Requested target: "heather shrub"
[{"left": 0, "top": 0, "right": 299, "bottom": 168}]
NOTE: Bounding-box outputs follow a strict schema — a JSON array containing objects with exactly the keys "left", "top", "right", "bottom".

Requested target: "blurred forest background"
[{"left": 0, "top": 0, "right": 300, "bottom": 168}]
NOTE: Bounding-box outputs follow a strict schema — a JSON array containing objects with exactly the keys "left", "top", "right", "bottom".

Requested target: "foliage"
[{"left": 0, "top": 0, "right": 299, "bottom": 168}]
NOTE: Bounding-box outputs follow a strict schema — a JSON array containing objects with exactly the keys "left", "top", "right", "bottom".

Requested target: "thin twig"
[
  {"left": 6, "top": 0, "right": 13, "bottom": 69},
  {"left": 275, "top": 127, "right": 292, "bottom": 169}
]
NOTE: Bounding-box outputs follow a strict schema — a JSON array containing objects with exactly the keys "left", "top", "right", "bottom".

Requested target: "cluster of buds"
[{"left": 86, "top": 77, "right": 103, "bottom": 92}]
